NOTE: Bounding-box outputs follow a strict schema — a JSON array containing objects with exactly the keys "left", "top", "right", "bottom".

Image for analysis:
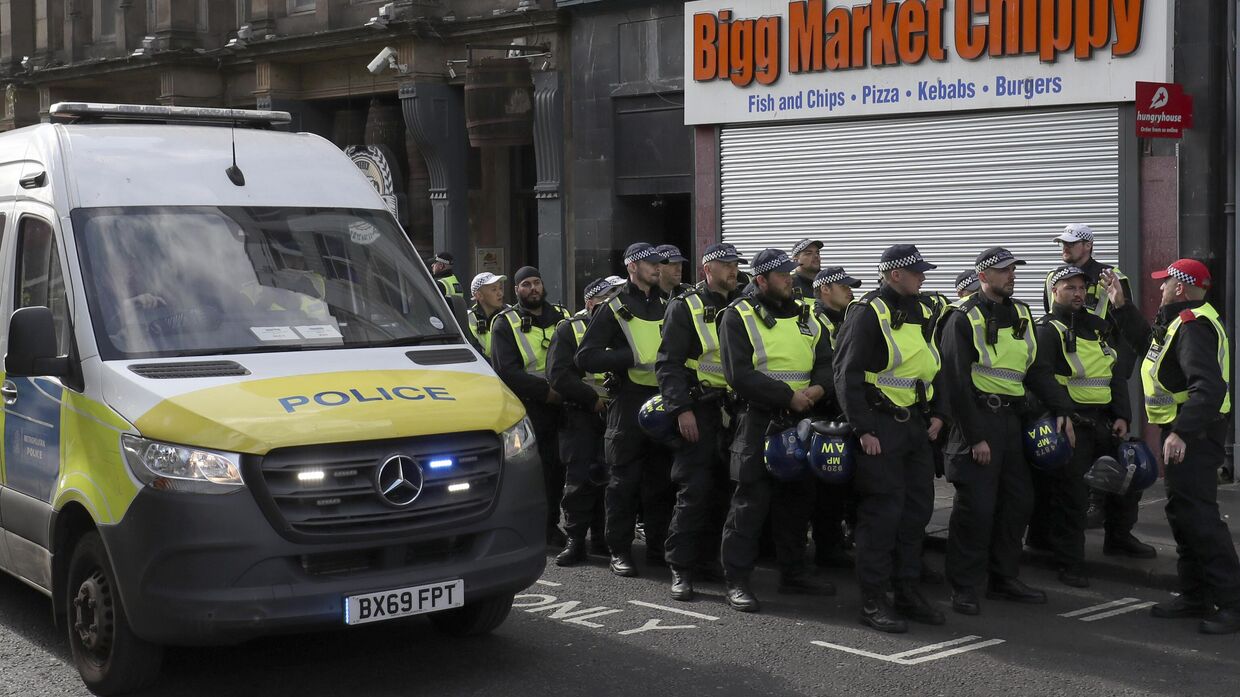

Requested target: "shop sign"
[
  {"left": 1135, "top": 81, "right": 1192, "bottom": 139},
  {"left": 684, "top": 0, "right": 1172, "bottom": 125}
]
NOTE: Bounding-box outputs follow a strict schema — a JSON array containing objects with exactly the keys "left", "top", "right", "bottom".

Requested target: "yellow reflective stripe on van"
[{"left": 53, "top": 391, "right": 138, "bottom": 524}]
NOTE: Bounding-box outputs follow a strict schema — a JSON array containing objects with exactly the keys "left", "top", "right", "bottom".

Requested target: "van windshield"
[{"left": 72, "top": 206, "right": 459, "bottom": 360}]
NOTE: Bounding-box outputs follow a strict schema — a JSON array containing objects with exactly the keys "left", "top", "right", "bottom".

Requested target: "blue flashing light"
[{"left": 429, "top": 458, "right": 454, "bottom": 470}]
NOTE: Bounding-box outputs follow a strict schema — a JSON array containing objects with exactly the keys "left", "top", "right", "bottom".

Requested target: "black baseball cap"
[
  {"left": 623, "top": 242, "right": 666, "bottom": 265},
  {"left": 975, "top": 247, "right": 1026, "bottom": 272},
  {"left": 656, "top": 244, "right": 688, "bottom": 263},
  {"left": 751, "top": 249, "right": 799, "bottom": 276},
  {"left": 702, "top": 243, "right": 747, "bottom": 264},
  {"left": 954, "top": 270, "right": 980, "bottom": 293},
  {"left": 813, "top": 266, "right": 862, "bottom": 289}
]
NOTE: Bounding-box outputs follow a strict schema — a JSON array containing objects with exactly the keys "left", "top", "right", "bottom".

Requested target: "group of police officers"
[{"left": 429, "top": 223, "right": 1240, "bottom": 636}]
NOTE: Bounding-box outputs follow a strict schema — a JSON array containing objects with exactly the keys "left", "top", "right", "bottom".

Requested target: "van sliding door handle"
[{"left": 1, "top": 381, "right": 17, "bottom": 405}]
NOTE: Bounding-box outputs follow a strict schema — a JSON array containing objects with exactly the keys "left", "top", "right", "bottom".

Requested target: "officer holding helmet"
[
  {"left": 1029, "top": 264, "right": 1132, "bottom": 589},
  {"left": 548, "top": 276, "right": 625, "bottom": 566},
  {"left": 941, "top": 248, "right": 1073, "bottom": 616},
  {"left": 718, "top": 248, "right": 836, "bottom": 613},
  {"left": 834, "top": 244, "right": 947, "bottom": 633},
  {"left": 1130, "top": 259, "right": 1240, "bottom": 634},
  {"left": 656, "top": 243, "right": 745, "bottom": 601},
  {"left": 466, "top": 272, "right": 507, "bottom": 359},
  {"left": 491, "top": 266, "right": 572, "bottom": 546},
  {"left": 577, "top": 243, "right": 675, "bottom": 577}
]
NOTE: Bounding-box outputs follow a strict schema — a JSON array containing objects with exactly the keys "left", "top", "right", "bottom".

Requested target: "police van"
[{"left": 0, "top": 103, "right": 545, "bottom": 695}]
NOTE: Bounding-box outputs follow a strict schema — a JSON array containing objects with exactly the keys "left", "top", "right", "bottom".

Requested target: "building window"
[
  {"left": 99, "top": 0, "right": 118, "bottom": 38},
  {"left": 289, "top": 0, "right": 315, "bottom": 14}
]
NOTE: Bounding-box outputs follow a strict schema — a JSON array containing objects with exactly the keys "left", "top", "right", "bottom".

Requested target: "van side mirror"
[{"left": 6, "top": 307, "right": 70, "bottom": 378}]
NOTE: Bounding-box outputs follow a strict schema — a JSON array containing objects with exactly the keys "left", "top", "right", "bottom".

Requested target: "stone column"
[
  {"left": 532, "top": 69, "right": 567, "bottom": 305},
  {"left": 401, "top": 81, "right": 470, "bottom": 274}
]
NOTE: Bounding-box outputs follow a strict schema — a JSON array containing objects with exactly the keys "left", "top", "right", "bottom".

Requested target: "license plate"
[{"left": 345, "top": 579, "right": 464, "bottom": 626}]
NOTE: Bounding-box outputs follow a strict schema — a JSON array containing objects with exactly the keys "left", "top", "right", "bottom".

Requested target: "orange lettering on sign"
[
  {"left": 789, "top": 0, "right": 824, "bottom": 73},
  {"left": 955, "top": 0, "right": 987, "bottom": 59},
  {"left": 692, "top": 13, "right": 718, "bottom": 80},
  {"left": 1112, "top": 0, "right": 1143, "bottom": 56},
  {"left": 824, "top": 7, "right": 851, "bottom": 70}
]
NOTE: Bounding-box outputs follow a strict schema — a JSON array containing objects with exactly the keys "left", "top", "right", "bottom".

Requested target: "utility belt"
[
  {"left": 973, "top": 390, "right": 1028, "bottom": 413},
  {"left": 864, "top": 385, "right": 928, "bottom": 424},
  {"left": 1068, "top": 407, "right": 1111, "bottom": 430}
]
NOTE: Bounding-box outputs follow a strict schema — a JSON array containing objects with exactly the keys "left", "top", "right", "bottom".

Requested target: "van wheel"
[
  {"left": 66, "top": 531, "right": 163, "bottom": 696},
  {"left": 428, "top": 593, "right": 514, "bottom": 637}
]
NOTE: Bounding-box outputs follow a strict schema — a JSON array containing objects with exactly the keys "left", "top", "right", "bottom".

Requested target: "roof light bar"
[{"left": 49, "top": 102, "right": 292, "bottom": 126}]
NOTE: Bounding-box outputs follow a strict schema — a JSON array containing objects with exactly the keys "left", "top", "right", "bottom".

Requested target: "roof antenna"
[{"left": 225, "top": 118, "right": 245, "bottom": 186}]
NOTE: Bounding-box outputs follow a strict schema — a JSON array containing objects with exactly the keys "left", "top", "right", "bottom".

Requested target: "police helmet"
[
  {"left": 806, "top": 421, "right": 856, "bottom": 484},
  {"left": 1084, "top": 455, "right": 1129, "bottom": 494},
  {"left": 1117, "top": 439, "right": 1159, "bottom": 492},
  {"left": 1022, "top": 417, "right": 1072, "bottom": 472},
  {"left": 637, "top": 394, "right": 680, "bottom": 446},
  {"left": 764, "top": 423, "right": 809, "bottom": 482}
]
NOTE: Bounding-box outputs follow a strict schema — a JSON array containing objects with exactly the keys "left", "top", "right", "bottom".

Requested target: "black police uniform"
[
  {"left": 1029, "top": 302, "right": 1131, "bottom": 578},
  {"left": 547, "top": 310, "right": 608, "bottom": 557},
  {"left": 809, "top": 301, "right": 852, "bottom": 565},
  {"left": 940, "top": 293, "right": 1069, "bottom": 600},
  {"left": 490, "top": 301, "right": 571, "bottom": 537},
  {"left": 657, "top": 282, "right": 738, "bottom": 575},
  {"left": 576, "top": 281, "right": 675, "bottom": 567},
  {"left": 718, "top": 292, "right": 834, "bottom": 590}
]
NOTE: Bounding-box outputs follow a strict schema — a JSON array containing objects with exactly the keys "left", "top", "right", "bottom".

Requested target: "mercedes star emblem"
[{"left": 375, "top": 455, "right": 424, "bottom": 507}]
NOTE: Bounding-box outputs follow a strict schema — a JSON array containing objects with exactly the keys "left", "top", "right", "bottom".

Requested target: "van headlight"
[
  {"left": 121, "top": 435, "right": 244, "bottom": 494},
  {"left": 502, "top": 417, "right": 537, "bottom": 461}
]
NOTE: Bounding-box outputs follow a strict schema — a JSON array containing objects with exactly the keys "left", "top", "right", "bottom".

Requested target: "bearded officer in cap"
[
  {"left": 1132, "top": 260, "right": 1240, "bottom": 634},
  {"left": 834, "top": 244, "right": 948, "bottom": 633},
  {"left": 719, "top": 248, "right": 836, "bottom": 612},
  {"left": 941, "top": 248, "right": 1074, "bottom": 616}
]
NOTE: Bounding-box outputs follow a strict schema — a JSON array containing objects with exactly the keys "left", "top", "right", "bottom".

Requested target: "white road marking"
[
  {"left": 627, "top": 600, "right": 720, "bottom": 621},
  {"left": 1079, "top": 601, "right": 1156, "bottom": 622},
  {"left": 1059, "top": 598, "right": 1141, "bottom": 618},
  {"left": 812, "top": 636, "right": 1005, "bottom": 665},
  {"left": 901, "top": 639, "right": 1007, "bottom": 665},
  {"left": 618, "top": 619, "right": 698, "bottom": 635},
  {"left": 888, "top": 636, "right": 986, "bottom": 659},
  {"left": 535, "top": 579, "right": 563, "bottom": 587}
]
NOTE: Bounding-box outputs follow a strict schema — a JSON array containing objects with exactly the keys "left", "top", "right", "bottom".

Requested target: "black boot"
[
  {"left": 1103, "top": 532, "right": 1157, "bottom": 559},
  {"left": 609, "top": 550, "right": 638, "bottom": 578},
  {"left": 1151, "top": 595, "right": 1211, "bottom": 619},
  {"left": 986, "top": 576, "right": 1047, "bottom": 604},
  {"left": 894, "top": 580, "right": 946, "bottom": 625},
  {"left": 725, "top": 580, "right": 760, "bottom": 613},
  {"left": 860, "top": 590, "right": 908, "bottom": 633},
  {"left": 670, "top": 567, "right": 695, "bottom": 602},
  {"left": 1200, "top": 607, "right": 1240, "bottom": 635},
  {"left": 951, "top": 587, "right": 981, "bottom": 616},
  {"left": 554, "top": 537, "right": 587, "bottom": 567},
  {"left": 1057, "top": 565, "right": 1090, "bottom": 588},
  {"left": 546, "top": 525, "right": 568, "bottom": 549}
]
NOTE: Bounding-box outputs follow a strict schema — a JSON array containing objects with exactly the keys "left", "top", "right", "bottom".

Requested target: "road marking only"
[
  {"left": 811, "top": 635, "right": 1005, "bottom": 665},
  {"left": 627, "top": 601, "right": 720, "bottom": 621},
  {"left": 1059, "top": 598, "right": 1156, "bottom": 622}
]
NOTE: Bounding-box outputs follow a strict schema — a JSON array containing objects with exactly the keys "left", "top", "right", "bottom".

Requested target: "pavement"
[{"left": 924, "top": 477, "right": 1240, "bottom": 591}]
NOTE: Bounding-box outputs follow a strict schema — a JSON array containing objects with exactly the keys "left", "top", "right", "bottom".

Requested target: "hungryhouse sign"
[{"left": 683, "top": 0, "right": 1171, "bottom": 125}]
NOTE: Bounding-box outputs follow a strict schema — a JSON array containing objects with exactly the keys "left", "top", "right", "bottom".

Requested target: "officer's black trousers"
[
  {"left": 1164, "top": 421, "right": 1240, "bottom": 608},
  {"left": 560, "top": 406, "right": 607, "bottom": 541},
  {"left": 526, "top": 401, "right": 564, "bottom": 532},
  {"left": 1089, "top": 484, "right": 1143, "bottom": 538},
  {"left": 720, "top": 409, "right": 815, "bottom": 581},
  {"left": 854, "top": 412, "right": 935, "bottom": 589},
  {"left": 1030, "top": 411, "right": 1109, "bottom": 568},
  {"left": 946, "top": 408, "right": 1032, "bottom": 588},
  {"left": 665, "top": 401, "right": 730, "bottom": 570},
  {"left": 811, "top": 480, "right": 850, "bottom": 557},
  {"left": 604, "top": 388, "right": 674, "bottom": 555}
]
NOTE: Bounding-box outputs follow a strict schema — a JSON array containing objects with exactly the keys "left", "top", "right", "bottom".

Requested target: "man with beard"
[
  {"left": 491, "top": 266, "right": 571, "bottom": 546},
  {"left": 1043, "top": 224, "right": 1155, "bottom": 558},
  {"left": 1030, "top": 265, "right": 1131, "bottom": 589},
  {"left": 657, "top": 244, "right": 693, "bottom": 298},
  {"left": 577, "top": 243, "right": 675, "bottom": 577},
  {"left": 941, "top": 248, "right": 1073, "bottom": 616},
  {"left": 465, "top": 272, "right": 507, "bottom": 359},
  {"left": 719, "top": 249, "right": 836, "bottom": 613},
  {"left": 657, "top": 243, "right": 745, "bottom": 601},
  {"left": 548, "top": 276, "right": 625, "bottom": 566},
  {"left": 834, "top": 244, "right": 948, "bottom": 633}
]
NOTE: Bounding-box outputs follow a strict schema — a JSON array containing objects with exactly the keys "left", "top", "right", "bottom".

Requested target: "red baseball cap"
[{"left": 1151, "top": 259, "right": 1212, "bottom": 289}]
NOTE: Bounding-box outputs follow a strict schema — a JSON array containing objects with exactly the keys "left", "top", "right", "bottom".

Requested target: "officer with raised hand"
[
  {"left": 1029, "top": 264, "right": 1131, "bottom": 588},
  {"left": 1046, "top": 223, "right": 1155, "bottom": 556},
  {"left": 657, "top": 243, "right": 746, "bottom": 601},
  {"left": 1134, "top": 260, "right": 1240, "bottom": 634},
  {"left": 548, "top": 276, "right": 625, "bottom": 567},
  {"left": 834, "top": 244, "right": 947, "bottom": 633},
  {"left": 430, "top": 252, "right": 463, "bottom": 298},
  {"left": 719, "top": 248, "right": 836, "bottom": 613},
  {"left": 577, "top": 243, "right": 675, "bottom": 577},
  {"left": 941, "top": 248, "right": 1073, "bottom": 616},
  {"left": 657, "top": 244, "right": 693, "bottom": 298},
  {"left": 465, "top": 272, "right": 507, "bottom": 359},
  {"left": 490, "top": 266, "right": 572, "bottom": 547}
]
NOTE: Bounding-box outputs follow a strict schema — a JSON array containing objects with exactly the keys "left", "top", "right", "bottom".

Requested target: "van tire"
[
  {"left": 65, "top": 531, "right": 163, "bottom": 696},
  {"left": 428, "top": 593, "right": 514, "bottom": 637}
]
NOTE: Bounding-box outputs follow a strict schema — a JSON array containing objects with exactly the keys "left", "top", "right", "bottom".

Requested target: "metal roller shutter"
[{"left": 720, "top": 108, "right": 1120, "bottom": 305}]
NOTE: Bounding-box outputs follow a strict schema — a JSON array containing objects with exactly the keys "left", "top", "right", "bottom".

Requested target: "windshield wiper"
[{"left": 363, "top": 333, "right": 463, "bottom": 348}]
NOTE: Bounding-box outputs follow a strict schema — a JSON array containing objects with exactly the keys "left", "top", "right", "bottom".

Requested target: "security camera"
[{"left": 367, "top": 46, "right": 398, "bottom": 75}]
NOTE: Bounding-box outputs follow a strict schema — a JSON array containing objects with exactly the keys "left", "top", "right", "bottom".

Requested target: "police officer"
[
  {"left": 657, "top": 244, "right": 694, "bottom": 298},
  {"left": 490, "top": 266, "right": 571, "bottom": 546},
  {"left": 1045, "top": 223, "right": 1155, "bottom": 556},
  {"left": 941, "top": 248, "right": 1073, "bottom": 616},
  {"left": 834, "top": 244, "right": 947, "bottom": 633},
  {"left": 657, "top": 243, "right": 746, "bottom": 601},
  {"left": 1133, "top": 260, "right": 1240, "bottom": 634},
  {"left": 1029, "top": 264, "right": 1131, "bottom": 588},
  {"left": 719, "top": 249, "right": 835, "bottom": 612},
  {"left": 954, "top": 270, "right": 980, "bottom": 302},
  {"left": 549, "top": 276, "right": 625, "bottom": 566},
  {"left": 466, "top": 272, "right": 507, "bottom": 359},
  {"left": 809, "top": 266, "right": 862, "bottom": 569},
  {"left": 577, "top": 243, "right": 675, "bottom": 577},
  {"left": 789, "top": 238, "right": 823, "bottom": 299},
  {"left": 431, "top": 252, "right": 463, "bottom": 298}
]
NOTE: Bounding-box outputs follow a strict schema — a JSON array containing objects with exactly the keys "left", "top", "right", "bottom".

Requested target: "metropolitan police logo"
[{"left": 375, "top": 455, "right": 424, "bottom": 507}]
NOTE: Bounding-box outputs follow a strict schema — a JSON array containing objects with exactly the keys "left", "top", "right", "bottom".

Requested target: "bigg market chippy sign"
[{"left": 683, "top": 0, "right": 1171, "bottom": 125}]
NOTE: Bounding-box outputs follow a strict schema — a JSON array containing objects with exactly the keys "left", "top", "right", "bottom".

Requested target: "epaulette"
[
  {"left": 1179, "top": 309, "right": 1198, "bottom": 323},
  {"left": 674, "top": 282, "right": 706, "bottom": 303}
]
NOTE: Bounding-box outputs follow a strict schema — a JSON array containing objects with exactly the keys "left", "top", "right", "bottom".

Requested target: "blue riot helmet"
[
  {"left": 638, "top": 394, "right": 680, "bottom": 446},
  {"left": 1117, "top": 439, "right": 1159, "bottom": 492},
  {"left": 807, "top": 421, "right": 856, "bottom": 484},
  {"left": 764, "top": 422, "right": 809, "bottom": 482},
  {"left": 1023, "top": 417, "right": 1072, "bottom": 472}
]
